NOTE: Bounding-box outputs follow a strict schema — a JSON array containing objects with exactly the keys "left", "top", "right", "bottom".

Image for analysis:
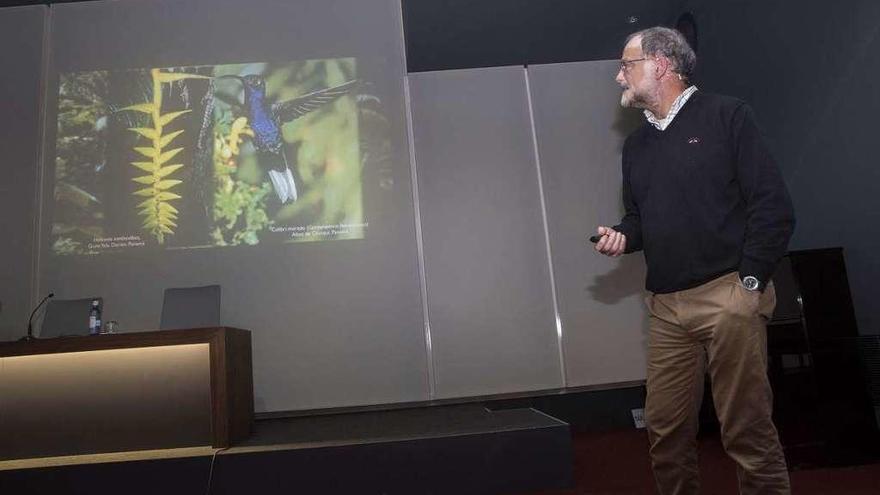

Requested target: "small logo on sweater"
[{"left": 687, "top": 137, "right": 701, "bottom": 144}]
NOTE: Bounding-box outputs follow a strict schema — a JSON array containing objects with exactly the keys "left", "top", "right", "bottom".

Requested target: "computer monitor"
[{"left": 40, "top": 297, "right": 102, "bottom": 338}]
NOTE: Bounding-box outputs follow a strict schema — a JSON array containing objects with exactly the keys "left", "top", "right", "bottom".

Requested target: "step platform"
[{"left": 0, "top": 405, "right": 572, "bottom": 495}]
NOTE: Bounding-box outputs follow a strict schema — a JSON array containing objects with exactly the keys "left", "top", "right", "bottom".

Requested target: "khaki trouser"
[{"left": 645, "top": 272, "right": 790, "bottom": 495}]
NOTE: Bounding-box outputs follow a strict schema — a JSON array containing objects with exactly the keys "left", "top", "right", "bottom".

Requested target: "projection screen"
[{"left": 40, "top": 0, "right": 428, "bottom": 412}]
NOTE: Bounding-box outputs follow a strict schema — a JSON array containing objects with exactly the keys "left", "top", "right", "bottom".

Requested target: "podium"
[{"left": 0, "top": 327, "right": 253, "bottom": 460}]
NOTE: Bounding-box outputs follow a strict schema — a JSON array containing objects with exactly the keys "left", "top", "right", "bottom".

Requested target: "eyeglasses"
[{"left": 618, "top": 57, "right": 648, "bottom": 72}]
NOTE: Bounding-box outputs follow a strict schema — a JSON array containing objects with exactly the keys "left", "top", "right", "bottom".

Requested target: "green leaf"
[
  {"left": 133, "top": 188, "right": 154, "bottom": 197},
  {"left": 155, "top": 179, "right": 182, "bottom": 190},
  {"left": 120, "top": 103, "right": 155, "bottom": 114},
  {"left": 156, "top": 164, "right": 183, "bottom": 178},
  {"left": 158, "top": 130, "right": 184, "bottom": 149},
  {"left": 158, "top": 202, "right": 179, "bottom": 214},
  {"left": 129, "top": 127, "right": 158, "bottom": 140},
  {"left": 157, "top": 147, "right": 183, "bottom": 166},
  {"left": 132, "top": 176, "right": 155, "bottom": 185},
  {"left": 132, "top": 161, "right": 156, "bottom": 173},
  {"left": 156, "top": 191, "right": 181, "bottom": 201},
  {"left": 158, "top": 110, "right": 190, "bottom": 127},
  {"left": 134, "top": 147, "right": 157, "bottom": 158},
  {"left": 137, "top": 198, "right": 156, "bottom": 208}
]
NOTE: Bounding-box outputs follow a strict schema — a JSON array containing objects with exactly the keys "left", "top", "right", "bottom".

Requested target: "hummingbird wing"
[{"left": 271, "top": 79, "right": 359, "bottom": 123}]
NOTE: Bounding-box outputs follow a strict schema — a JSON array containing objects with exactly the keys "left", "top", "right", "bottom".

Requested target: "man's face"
[{"left": 615, "top": 37, "right": 654, "bottom": 108}]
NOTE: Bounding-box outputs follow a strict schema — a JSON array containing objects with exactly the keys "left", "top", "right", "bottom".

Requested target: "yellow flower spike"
[
  {"left": 117, "top": 68, "right": 205, "bottom": 243},
  {"left": 227, "top": 117, "right": 253, "bottom": 156}
]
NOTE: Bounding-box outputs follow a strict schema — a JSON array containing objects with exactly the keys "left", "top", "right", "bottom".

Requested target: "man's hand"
[{"left": 594, "top": 226, "right": 627, "bottom": 257}]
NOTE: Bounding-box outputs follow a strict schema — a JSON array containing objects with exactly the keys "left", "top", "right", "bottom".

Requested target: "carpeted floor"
[{"left": 522, "top": 429, "right": 880, "bottom": 494}]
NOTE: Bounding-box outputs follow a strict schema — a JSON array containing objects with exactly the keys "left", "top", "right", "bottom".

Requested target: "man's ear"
[{"left": 653, "top": 56, "right": 670, "bottom": 80}]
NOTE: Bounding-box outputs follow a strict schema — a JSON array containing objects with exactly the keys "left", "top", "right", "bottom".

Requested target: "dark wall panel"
[
  {"left": 403, "top": 0, "right": 678, "bottom": 72},
  {"left": 682, "top": 0, "right": 880, "bottom": 335}
]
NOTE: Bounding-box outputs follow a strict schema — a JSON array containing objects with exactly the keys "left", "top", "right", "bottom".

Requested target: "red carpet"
[{"left": 521, "top": 429, "right": 880, "bottom": 494}]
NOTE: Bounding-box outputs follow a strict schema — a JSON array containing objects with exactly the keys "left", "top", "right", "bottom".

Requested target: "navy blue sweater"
[{"left": 613, "top": 91, "right": 795, "bottom": 294}]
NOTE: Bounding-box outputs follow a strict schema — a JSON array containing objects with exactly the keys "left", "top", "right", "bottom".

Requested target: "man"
[{"left": 594, "top": 27, "right": 795, "bottom": 495}]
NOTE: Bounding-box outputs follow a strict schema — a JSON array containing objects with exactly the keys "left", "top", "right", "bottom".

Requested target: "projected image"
[{"left": 52, "top": 58, "right": 379, "bottom": 255}]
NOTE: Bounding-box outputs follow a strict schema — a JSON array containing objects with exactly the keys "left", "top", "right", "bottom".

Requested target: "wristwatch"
[{"left": 741, "top": 275, "right": 762, "bottom": 292}]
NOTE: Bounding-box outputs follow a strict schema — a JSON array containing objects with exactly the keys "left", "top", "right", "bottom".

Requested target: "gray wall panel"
[
  {"left": 409, "top": 66, "right": 563, "bottom": 398},
  {"left": 528, "top": 61, "right": 648, "bottom": 386},
  {"left": 0, "top": 6, "right": 46, "bottom": 341}
]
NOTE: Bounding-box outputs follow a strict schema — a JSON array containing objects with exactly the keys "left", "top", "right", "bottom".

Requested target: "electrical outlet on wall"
[{"left": 631, "top": 408, "right": 646, "bottom": 429}]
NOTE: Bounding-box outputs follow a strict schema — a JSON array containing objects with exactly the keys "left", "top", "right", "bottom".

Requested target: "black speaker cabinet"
[
  {"left": 767, "top": 248, "right": 880, "bottom": 468},
  {"left": 699, "top": 248, "right": 879, "bottom": 468}
]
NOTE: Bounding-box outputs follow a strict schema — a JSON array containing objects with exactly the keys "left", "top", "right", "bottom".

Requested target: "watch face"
[{"left": 743, "top": 276, "right": 760, "bottom": 291}]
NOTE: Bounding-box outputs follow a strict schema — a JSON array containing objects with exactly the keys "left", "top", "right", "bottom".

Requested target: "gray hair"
[{"left": 626, "top": 27, "right": 696, "bottom": 81}]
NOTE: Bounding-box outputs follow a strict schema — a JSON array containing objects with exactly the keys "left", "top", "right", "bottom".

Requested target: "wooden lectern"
[{"left": 0, "top": 327, "right": 253, "bottom": 460}]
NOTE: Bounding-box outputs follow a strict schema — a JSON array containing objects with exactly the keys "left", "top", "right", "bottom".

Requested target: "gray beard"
[{"left": 621, "top": 91, "right": 647, "bottom": 109}]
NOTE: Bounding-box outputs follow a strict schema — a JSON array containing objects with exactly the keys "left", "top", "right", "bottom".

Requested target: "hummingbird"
[{"left": 215, "top": 74, "right": 358, "bottom": 203}]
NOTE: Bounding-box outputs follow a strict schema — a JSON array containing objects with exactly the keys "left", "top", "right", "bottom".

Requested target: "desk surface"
[{"left": 0, "top": 326, "right": 249, "bottom": 358}]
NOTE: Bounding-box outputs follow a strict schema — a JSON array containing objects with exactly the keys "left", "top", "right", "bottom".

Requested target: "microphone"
[{"left": 22, "top": 292, "right": 54, "bottom": 341}]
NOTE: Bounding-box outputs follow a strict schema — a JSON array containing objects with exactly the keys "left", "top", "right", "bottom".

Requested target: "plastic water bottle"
[{"left": 89, "top": 299, "right": 102, "bottom": 335}]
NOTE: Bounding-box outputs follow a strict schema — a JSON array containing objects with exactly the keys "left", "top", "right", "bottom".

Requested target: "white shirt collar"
[{"left": 644, "top": 86, "right": 699, "bottom": 131}]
